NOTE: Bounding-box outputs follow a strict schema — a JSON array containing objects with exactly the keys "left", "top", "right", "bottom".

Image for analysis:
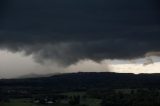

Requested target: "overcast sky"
[{"left": 0, "top": 0, "right": 160, "bottom": 78}]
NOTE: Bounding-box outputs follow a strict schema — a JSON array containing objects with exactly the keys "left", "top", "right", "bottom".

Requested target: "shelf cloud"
[{"left": 0, "top": 0, "right": 160, "bottom": 65}]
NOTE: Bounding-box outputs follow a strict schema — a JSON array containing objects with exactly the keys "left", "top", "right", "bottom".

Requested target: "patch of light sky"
[{"left": 0, "top": 50, "right": 160, "bottom": 78}]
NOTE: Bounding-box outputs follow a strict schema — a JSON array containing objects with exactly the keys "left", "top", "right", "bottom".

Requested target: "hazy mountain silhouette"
[
  {"left": 17, "top": 73, "right": 61, "bottom": 79},
  {"left": 1, "top": 72, "right": 160, "bottom": 90}
]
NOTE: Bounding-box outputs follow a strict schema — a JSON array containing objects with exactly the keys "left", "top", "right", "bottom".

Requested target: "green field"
[
  {"left": 0, "top": 91, "right": 102, "bottom": 106},
  {"left": 0, "top": 98, "right": 101, "bottom": 106},
  {"left": 0, "top": 99, "right": 66, "bottom": 106},
  {"left": 0, "top": 99, "right": 35, "bottom": 106}
]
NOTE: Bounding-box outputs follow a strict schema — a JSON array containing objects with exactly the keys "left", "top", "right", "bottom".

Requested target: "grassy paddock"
[{"left": 0, "top": 99, "right": 100, "bottom": 106}]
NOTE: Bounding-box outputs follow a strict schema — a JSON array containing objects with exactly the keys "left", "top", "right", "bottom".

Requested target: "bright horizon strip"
[
  {"left": 68, "top": 58, "right": 160, "bottom": 74},
  {"left": 0, "top": 50, "right": 160, "bottom": 78}
]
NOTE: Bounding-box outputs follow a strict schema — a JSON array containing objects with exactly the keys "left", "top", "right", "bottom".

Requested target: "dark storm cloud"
[{"left": 0, "top": 0, "right": 160, "bottom": 65}]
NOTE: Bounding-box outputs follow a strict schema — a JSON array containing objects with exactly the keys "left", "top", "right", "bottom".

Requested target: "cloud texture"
[{"left": 0, "top": 0, "right": 160, "bottom": 65}]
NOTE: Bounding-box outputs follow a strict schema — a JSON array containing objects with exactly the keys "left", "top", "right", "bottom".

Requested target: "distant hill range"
[
  {"left": 17, "top": 73, "right": 60, "bottom": 79},
  {"left": 1, "top": 72, "right": 160, "bottom": 89}
]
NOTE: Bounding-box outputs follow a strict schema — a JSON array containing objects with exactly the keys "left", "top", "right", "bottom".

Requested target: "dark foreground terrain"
[{"left": 1, "top": 72, "right": 160, "bottom": 106}]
